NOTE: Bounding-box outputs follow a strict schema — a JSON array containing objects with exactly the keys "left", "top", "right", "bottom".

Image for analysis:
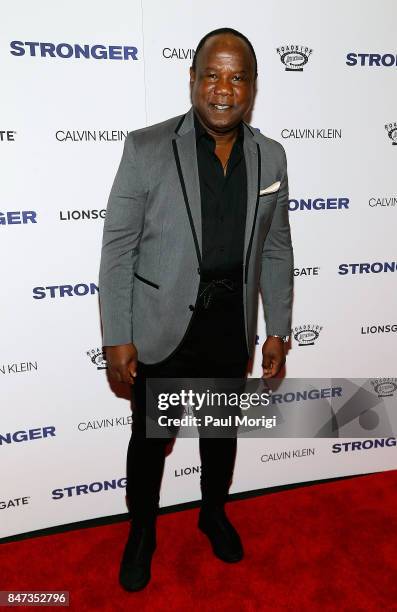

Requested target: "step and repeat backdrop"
[{"left": 1, "top": 0, "right": 396, "bottom": 538}]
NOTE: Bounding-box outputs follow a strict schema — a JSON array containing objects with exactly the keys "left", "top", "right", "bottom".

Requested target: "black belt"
[{"left": 197, "top": 278, "right": 241, "bottom": 310}]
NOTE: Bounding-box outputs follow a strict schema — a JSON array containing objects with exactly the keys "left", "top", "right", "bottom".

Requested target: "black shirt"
[{"left": 194, "top": 112, "right": 247, "bottom": 282}]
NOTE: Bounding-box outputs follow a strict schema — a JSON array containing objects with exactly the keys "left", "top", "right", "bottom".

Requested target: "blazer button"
[{"left": 189, "top": 305, "right": 195, "bottom": 311}]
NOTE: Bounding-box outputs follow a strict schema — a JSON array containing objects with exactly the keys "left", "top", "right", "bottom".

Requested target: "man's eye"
[
  {"left": 232, "top": 75, "right": 244, "bottom": 81},
  {"left": 207, "top": 73, "right": 217, "bottom": 79}
]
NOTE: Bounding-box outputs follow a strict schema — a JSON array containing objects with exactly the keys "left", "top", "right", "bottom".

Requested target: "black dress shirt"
[{"left": 194, "top": 113, "right": 247, "bottom": 282}]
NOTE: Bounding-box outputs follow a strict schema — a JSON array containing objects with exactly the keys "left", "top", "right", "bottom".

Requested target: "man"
[{"left": 99, "top": 27, "right": 293, "bottom": 592}]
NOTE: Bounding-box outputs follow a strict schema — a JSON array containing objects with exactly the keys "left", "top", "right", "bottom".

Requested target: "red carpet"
[{"left": 1, "top": 470, "right": 397, "bottom": 611}]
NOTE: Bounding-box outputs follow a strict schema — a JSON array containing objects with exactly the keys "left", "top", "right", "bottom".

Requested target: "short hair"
[{"left": 191, "top": 27, "right": 258, "bottom": 80}]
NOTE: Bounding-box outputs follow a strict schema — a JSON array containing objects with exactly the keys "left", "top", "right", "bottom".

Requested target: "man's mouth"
[{"left": 211, "top": 103, "right": 232, "bottom": 111}]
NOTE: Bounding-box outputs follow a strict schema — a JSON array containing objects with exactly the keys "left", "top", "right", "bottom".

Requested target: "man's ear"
[{"left": 189, "top": 67, "right": 196, "bottom": 84}]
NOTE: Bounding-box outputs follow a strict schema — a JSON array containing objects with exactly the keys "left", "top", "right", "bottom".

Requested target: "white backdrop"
[{"left": 1, "top": 0, "right": 396, "bottom": 539}]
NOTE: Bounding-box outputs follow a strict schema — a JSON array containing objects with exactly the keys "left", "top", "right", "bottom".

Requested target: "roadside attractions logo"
[
  {"left": 385, "top": 122, "right": 397, "bottom": 145},
  {"left": 370, "top": 378, "right": 397, "bottom": 398},
  {"left": 293, "top": 325, "right": 323, "bottom": 346},
  {"left": 86, "top": 348, "right": 107, "bottom": 370},
  {"left": 276, "top": 45, "right": 313, "bottom": 71}
]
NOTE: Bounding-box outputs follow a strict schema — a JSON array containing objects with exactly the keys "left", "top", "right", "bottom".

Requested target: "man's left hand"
[{"left": 262, "top": 336, "right": 285, "bottom": 378}]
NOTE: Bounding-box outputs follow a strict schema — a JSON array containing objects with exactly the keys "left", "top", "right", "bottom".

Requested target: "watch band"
[{"left": 270, "top": 334, "right": 290, "bottom": 343}]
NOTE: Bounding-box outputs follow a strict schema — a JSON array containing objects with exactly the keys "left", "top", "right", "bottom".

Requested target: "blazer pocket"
[
  {"left": 259, "top": 192, "right": 277, "bottom": 204},
  {"left": 259, "top": 181, "right": 281, "bottom": 196},
  {"left": 259, "top": 192, "right": 277, "bottom": 199},
  {"left": 134, "top": 272, "right": 160, "bottom": 290}
]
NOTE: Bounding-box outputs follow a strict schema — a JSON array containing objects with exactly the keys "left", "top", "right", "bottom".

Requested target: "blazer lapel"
[
  {"left": 172, "top": 110, "right": 261, "bottom": 277},
  {"left": 243, "top": 124, "right": 261, "bottom": 279},
  {"left": 172, "top": 108, "right": 202, "bottom": 268}
]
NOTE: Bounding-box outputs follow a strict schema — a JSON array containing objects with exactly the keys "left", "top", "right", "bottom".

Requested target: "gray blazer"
[{"left": 98, "top": 107, "right": 293, "bottom": 364}]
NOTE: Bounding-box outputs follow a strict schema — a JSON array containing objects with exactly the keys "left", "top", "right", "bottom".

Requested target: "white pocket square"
[{"left": 259, "top": 181, "right": 280, "bottom": 195}]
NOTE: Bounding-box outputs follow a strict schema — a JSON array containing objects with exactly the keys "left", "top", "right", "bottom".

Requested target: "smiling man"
[{"left": 99, "top": 27, "right": 293, "bottom": 592}]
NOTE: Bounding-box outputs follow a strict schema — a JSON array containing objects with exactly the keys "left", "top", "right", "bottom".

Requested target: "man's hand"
[
  {"left": 105, "top": 343, "right": 138, "bottom": 384},
  {"left": 262, "top": 336, "right": 285, "bottom": 378}
]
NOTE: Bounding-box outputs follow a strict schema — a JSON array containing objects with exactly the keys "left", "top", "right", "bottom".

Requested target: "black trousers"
[{"left": 126, "top": 278, "right": 249, "bottom": 526}]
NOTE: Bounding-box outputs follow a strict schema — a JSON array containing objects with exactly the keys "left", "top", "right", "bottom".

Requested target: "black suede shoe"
[
  {"left": 198, "top": 506, "right": 243, "bottom": 563},
  {"left": 119, "top": 523, "right": 157, "bottom": 592}
]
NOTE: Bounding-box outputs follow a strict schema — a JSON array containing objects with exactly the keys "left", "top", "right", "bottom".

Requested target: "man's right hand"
[{"left": 105, "top": 343, "right": 138, "bottom": 384}]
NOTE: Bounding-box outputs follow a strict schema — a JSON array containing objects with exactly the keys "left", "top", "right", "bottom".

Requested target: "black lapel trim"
[
  {"left": 244, "top": 143, "right": 261, "bottom": 284},
  {"left": 174, "top": 114, "right": 186, "bottom": 135},
  {"left": 172, "top": 138, "right": 202, "bottom": 269},
  {"left": 243, "top": 121, "right": 255, "bottom": 136}
]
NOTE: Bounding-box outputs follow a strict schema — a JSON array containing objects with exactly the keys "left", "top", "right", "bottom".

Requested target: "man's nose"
[{"left": 214, "top": 77, "right": 233, "bottom": 97}]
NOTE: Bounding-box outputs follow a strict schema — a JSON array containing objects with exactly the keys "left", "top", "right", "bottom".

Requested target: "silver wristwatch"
[{"left": 270, "top": 335, "right": 290, "bottom": 343}]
